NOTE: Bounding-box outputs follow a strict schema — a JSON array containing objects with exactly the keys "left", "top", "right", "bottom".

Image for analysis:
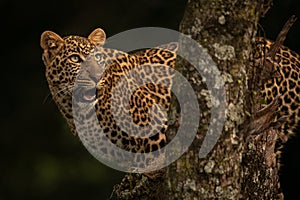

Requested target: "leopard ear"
[
  {"left": 40, "top": 30, "right": 64, "bottom": 50},
  {"left": 88, "top": 28, "right": 106, "bottom": 46}
]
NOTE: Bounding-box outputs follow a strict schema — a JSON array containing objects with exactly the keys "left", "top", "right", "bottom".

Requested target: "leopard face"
[
  {"left": 254, "top": 38, "right": 300, "bottom": 138},
  {"left": 40, "top": 28, "right": 106, "bottom": 135}
]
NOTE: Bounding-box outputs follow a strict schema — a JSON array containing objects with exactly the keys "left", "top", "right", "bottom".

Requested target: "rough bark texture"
[{"left": 114, "top": 0, "right": 283, "bottom": 199}]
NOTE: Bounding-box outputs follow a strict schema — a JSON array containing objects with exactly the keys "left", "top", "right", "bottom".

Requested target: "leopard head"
[{"left": 40, "top": 28, "right": 106, "bottom": 135}]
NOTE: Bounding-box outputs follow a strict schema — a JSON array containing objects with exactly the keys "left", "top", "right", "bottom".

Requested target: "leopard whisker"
[{"left": 51, "top": 85, "right": 74, "bottom": 100}]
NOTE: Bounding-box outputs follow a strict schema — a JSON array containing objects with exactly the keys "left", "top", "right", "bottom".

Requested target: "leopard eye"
[
  {"left": 69, "top": 54, "right": 83, "bottom": 63},
  {"left": 95, "top": 53, "right": 103, "bottom": 61}
]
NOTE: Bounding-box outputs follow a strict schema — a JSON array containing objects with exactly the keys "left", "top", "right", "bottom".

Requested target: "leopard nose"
[{"left": 89, "top": 64, "right": 105, "bottom": 84}]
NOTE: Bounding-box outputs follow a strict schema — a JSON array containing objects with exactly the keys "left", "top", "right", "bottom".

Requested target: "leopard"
[
  {"left": 40, "top": 28, "right": 299, "bottom": 171},
  {"left": 40, "top": 28, "right": 177, "bottom": 170}
]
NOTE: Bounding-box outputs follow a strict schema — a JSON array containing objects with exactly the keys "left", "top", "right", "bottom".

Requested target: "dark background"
[{"left": 1, "top": 0, "right": 299, "bottom": 199}]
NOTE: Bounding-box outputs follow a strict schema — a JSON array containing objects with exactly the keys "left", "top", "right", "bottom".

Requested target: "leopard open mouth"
[
  {"left": 73, "top": 86, "right": 96, "bottom": 103},
  {"left": 82, "top": 88, "right": 96, "bottom": 102}
]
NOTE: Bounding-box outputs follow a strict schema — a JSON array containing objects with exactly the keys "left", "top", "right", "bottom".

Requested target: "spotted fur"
[{"left": 254, "top": 37, "right": 300, "bottom": 139}]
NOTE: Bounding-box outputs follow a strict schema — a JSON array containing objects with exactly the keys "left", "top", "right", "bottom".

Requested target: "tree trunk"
[{"left": 114, "top": 0, "right": 283, "bottom": 199}]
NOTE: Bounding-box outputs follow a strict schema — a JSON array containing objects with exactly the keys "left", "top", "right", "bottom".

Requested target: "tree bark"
[{"left": 114, "top": 0, "right": 283, "bottom": 199}]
